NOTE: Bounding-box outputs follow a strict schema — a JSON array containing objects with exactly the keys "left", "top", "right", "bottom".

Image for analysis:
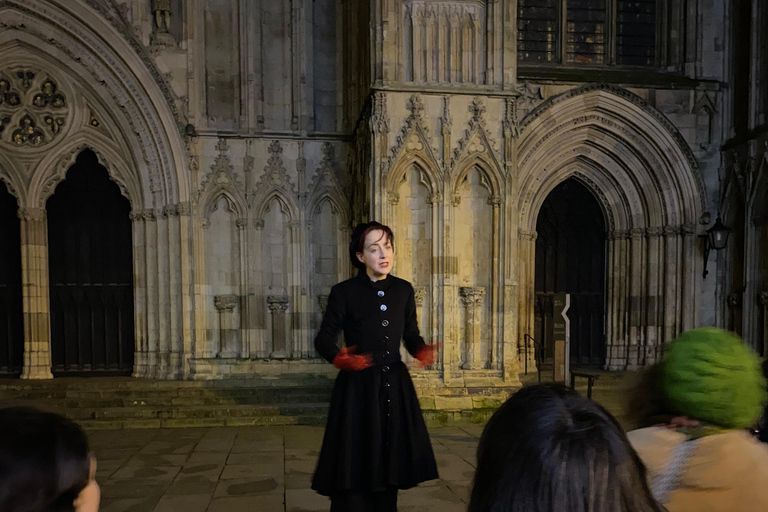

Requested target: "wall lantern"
[{"left": 700, "top": 216, "right": 731, "bottom": 279}]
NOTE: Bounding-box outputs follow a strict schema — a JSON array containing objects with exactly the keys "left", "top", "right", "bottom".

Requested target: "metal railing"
[{"left": 521, "top": 333, "right": 543, "bottom": 383}]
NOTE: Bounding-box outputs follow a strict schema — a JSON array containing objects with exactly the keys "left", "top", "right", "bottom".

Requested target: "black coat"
[{"left": 311, "top": 272, "right": 439, "bottom": 496}]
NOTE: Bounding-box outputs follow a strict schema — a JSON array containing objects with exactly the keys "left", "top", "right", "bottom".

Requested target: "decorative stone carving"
[
  {"left": 413, "top": 286, "right": 427, "bottom": 307},
  {"left": 1, "top": 72, "right": 68, "bottom": 146},
  {"left": 387, "top": 191, "right": 400, "bottom": 205},
  {"left": 150, "top": 0, "right": 175, "bottom": 46},
  {"left": 214, "top": 294, "right": 238, "bottom": 312},
  {"left": 759, "top": 292, "right": 768, "bottom": 308},
  {"left": 406, "top": 94, "right": 424, "bottom": 119},
  {"left": 371, "top": 92, "right": 388, "bottom": 134},
  {"left": 318, "top": 295, "right": 329, "bottom": 314},
  {"left": 460, "top": 287, "right": 486, "bottom": 370},
  {"left": 214, "top": 294, "right": 240, "bottom": 358},
  {"left": 267, "top": 295, "right": 291, "bottom": 359},
  {"left": 503, "top": 97, "right": 519, "bottom": 139}
]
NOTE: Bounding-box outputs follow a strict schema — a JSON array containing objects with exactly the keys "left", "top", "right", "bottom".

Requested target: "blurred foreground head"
[
  {"left": 0, "top": 407, "right": 99, "bottom": 512},
  {"left": 468, "top": 384, "right": 663, "bottom": 512},
  {"left": 662, "top": 327, "right": 766, "bottom": 429}
]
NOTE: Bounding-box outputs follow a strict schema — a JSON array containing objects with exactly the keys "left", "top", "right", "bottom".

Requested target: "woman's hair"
[
  {"left": 468, "top": 384, "right": 664, "bottom": 512},
  {"left": 348, "top": 221, "right": 394, "bottom": 270},
  {"left": 0, "top": 407, "right": 92, "bottom": 512}
]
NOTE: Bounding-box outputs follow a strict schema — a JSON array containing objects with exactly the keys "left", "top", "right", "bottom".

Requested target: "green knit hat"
[{"left": 663, "top": 327, "right": 767, "bottom": 429}]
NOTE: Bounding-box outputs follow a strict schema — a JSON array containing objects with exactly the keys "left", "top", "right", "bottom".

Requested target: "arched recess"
[
  {"left": 744, "top": 155, "right": 768, "bottom": 356},
  {"left": 384, "top": 150, "right": 443, "bottom": 368},
  {"left": 451, "top": 161, "right": 503, "bottom": 372},
  {"left": 0, "top": 1, "right": 189, "bottom": 208},
  {"left": 517, "top": 85, "right": 704, "bottom": 370},
  {"left": 46, "top": 149, "right": 134, "bottom": 375},
  {"left": 0, "top": 178, "right": 23, "bottom": 376},
  {"left": 251, "top": 192, "right": 299, "bottom": 359},
  {"left": 202, "top": 193, "right": 246, "bottom": 360}
]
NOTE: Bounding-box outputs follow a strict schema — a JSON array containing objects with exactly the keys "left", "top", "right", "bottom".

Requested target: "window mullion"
[
  {"left": 560, "top": 0, "right": 567, "bottom": 64},
  {"left": 608, "top": 0, "right": 617, "bottom": 65}
]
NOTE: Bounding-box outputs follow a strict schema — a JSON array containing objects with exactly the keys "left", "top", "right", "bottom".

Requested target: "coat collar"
[{"left": 356, "top": 270, "right": 394, "bottom": 291}]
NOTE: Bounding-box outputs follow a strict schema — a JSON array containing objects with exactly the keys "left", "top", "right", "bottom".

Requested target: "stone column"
[
  {"left": 460, "top": 286, "right": 486, "bottom": 370},
  {"left": 214, "top": 295, "right": 240, "bottom": 358},
  {"left": 267, "top": 295, "right": 290, "bottom": 359},
  {"left": 411, "top": 286, "right": 427, "bottom": 367},
  {"left": 18, "top": 208, "right": 52, "bottom": 379}
]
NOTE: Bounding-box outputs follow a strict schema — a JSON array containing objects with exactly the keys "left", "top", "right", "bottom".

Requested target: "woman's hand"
[
  {"left": 414, "top": 344, "right": 440, "bottom": 368},
  {"left": 332, "top": 346, "right": 373, "bottom": 371}
]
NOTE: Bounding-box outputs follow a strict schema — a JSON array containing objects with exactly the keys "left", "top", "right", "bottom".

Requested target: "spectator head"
[
  {"left": 0, "top": 407, "right": 99, "bottom": 512},
  {"left": 468, "top": 384, "right": 663, "bottom": 512},
  {"left": 662, "top": 327, "right": 766, "bottom": 429}
]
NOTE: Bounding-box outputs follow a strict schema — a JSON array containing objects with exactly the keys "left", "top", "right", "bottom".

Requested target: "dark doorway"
[
  {"left": 47, "top": 150, "right": 134, "bottom": 375},
  {"left": 534, "top": 179, "right": 606, "bottom": 367},
  {"left": 0, "top": 181, "right": 23, "bottom": 376}
]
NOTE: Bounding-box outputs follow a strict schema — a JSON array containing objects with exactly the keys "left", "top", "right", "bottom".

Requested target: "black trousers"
[{"left": 330, "top": 488, "right": 398, "bottom": 512}]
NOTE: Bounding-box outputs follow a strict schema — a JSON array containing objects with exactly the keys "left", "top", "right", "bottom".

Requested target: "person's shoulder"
[
  {"left": 332, "top": 277, "right": 358, "bottom": 291},
  {"left": 389, "top": 275, "right": 413, "bottom": 289}
]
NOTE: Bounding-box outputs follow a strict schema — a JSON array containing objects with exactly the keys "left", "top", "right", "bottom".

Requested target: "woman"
[
  {"left": 0, "top": 407, "right": 100, "bottom": 512},
  {"left": 311, "top": 221, "right": 439, "bottom": 512},
  {"left": 468, "top": 384, "right": 664, "bottom": 512},
  {"left": 627, "top": 327, "right": 768, "bottom": 512}
]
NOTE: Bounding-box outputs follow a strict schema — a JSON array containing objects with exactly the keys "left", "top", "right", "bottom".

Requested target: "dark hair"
[
  {"left": 468, "top": 384, "right": 663, "bottom": 512},
  {"left": 0, "top": 407, "right": 91, "bottom": 512},
  {"left": 348, "top": 221, "right": 394, "bottom": 270}
]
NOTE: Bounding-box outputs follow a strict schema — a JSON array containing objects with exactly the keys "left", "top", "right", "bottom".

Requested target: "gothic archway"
[
  {"left": 47, "top": 150, "right": 134, "bottom": 374},
  {"left": 0, "top": 181, "right": 23, "bottom": 376},
  {"left": 534, "top": 179, "right": 606, "bottom": 367}
]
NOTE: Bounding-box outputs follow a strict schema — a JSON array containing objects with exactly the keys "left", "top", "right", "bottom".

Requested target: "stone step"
[
  {"left": 6, "top": 401, "right": 329, "bottom": 421},
  {"left": 0, "top": 387, "right": 332, "bottom": 402}
]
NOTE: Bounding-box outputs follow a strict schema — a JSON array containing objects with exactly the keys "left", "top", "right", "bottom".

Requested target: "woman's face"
[
  {"left": 356, "top": 229, "right": 393, "bottom": 279},
  {"left": 74, "top": 456, "right": 100, "bottom": 512}
]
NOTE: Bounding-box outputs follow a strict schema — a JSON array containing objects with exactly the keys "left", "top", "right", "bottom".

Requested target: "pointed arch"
[
  {"left": 451, "top": 158, "right": 503, "bottom": 199},
  {"left": 252, "top": 189, "right": 300, "bottom": 225},
  {"left": 518, "top": 84, "right": 704, "bottom": 231},
  {"left": 0, "top": 1, "right": 188, "bottom": 207},
  {"left": 29, "top": 133, "right": 139, "bottom": 208},
  {"left": 202, "top": 190, "right": 247, "bottom": 222}
]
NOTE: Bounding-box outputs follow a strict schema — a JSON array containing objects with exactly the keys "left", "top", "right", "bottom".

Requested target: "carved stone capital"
[
  {"left": 427, "top": 192, "right": 442, "bottom": 205},
  {"left": 629, "top": 228, "right": 645, "bottom": 239},
  {"left": 517, "top": 229, "right": 537, "bottom": 241},
  {"left": 318, "top": 295, "right": 329, "bottom": 314},
  {"left": 175, "top": 202, "right": 191, "bottom": 216},
  {"left": 388, "top": 191, "right": 400, "bottom": 205},
  {"left": 254, "top": 219, "right": 265, "bottom": 229},
  {"left": 413, "top": 286, "right": 427, "bottom": 307},
  {"left": 680, "top": 223, "right": 696, "bottom": 236},
  {"left": 460, "top": 286, "right": 486, "bottom": 306},
  {"left": 235, "top": 218, "right": 247, "bottom": 229},
  {"left": 267, "top": 295, "right": 290, "bottom": 313},
  {"left": 759, "top": 291, "right": 768, "bottom": 308},
  {"left": 487, "top": 195, "right": 501, "bottom": 208},
  {"left": 17, "top": 208, "right": 46, "bottom": 222},
  {"left": 213, "top": 294, "right": 238, "bottom": 311},
  {"left": 663, "top": 225, "right": 681, "bottom": 237},
  {"left": 645, "top": 226, "right": 664, "bottom": 237},
  {"left": 451, "top": 194, "right": 461, "bottom": 207}
]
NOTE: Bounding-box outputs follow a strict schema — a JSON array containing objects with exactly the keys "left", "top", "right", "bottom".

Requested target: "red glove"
[
  {"left": 414, "top": 344, "right": 438, "bottom": 368},
  {"left": 332, "top": 346, "right": 373, "bottom": 371}
]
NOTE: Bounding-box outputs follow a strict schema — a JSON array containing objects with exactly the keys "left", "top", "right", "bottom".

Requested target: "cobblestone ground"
[{"left": 93, "top": 425, "right": 481, "bottom": 512}]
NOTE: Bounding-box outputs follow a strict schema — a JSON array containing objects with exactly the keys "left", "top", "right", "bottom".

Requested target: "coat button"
[
  {"left": 384, "top": 350, "right": 390, "bottom": 356},
  {"left": 384, "top": 382, "right": 391, "bottom": 387},
  {"left": 382, "top": 365, "right": 390, "bottom": 372},
  {"left": 380, "top": 304, "right": 387, "bottom": 311},
  {"left": 384, "top": 335, "right": 389, "bottom": 340},
  {"left": 378, "top": 290, "right": 384, "bottom": 297},
  {"left": 382, "top": 320, "right": 389, "bottom": 327}
]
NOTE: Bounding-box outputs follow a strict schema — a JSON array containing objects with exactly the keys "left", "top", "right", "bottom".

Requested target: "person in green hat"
[{"left": 627, "top": 327, "right": 768, "bottom": 512}]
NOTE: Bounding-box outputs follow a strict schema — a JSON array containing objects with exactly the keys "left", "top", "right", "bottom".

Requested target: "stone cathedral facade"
[{"left": 0, "top": 0, "right": 766, "bottom": 411}]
